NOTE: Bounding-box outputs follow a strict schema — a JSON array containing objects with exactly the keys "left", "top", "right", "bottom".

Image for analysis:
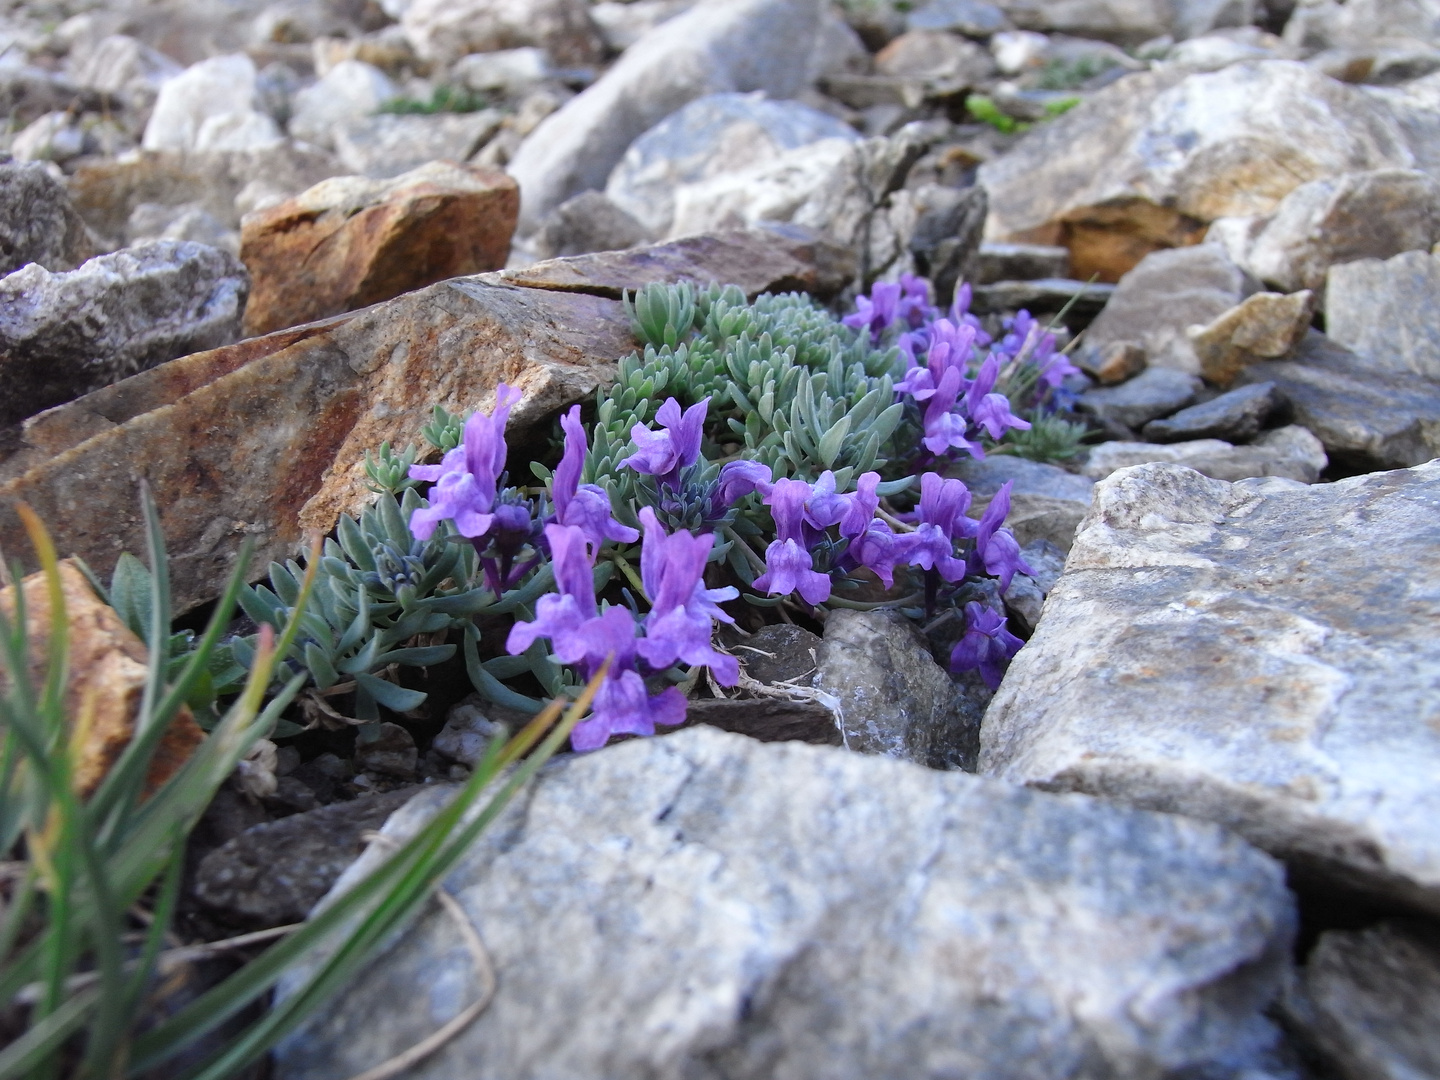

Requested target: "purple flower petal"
[
  {"left": 716, "top": 459, "right": 773, "bottom": 507},
  {"left": 949, "top": 602, "right": 1023, "bottom": 688},
  {"left": 571, "top": 672, "right": 686, "bottom": 751},
  {"left": 753, "top": 538, "right": 831, "bottom": 604}
]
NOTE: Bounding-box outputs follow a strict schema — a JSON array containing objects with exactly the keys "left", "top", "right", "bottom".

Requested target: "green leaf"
[{"left": 353, "top": 672, "right": 427, "bottom": 712}]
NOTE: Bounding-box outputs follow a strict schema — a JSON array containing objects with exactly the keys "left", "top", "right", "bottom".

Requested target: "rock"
[
  {"left": 732, "top": 623, "right": 823, "bottom": 686},
  {"left": 128, "top": 202, "right": 240, "bottom": 254},
  {"left": 0, "top": 559, "right": 204, "bottom": 798},
  {"left": 952, "top": 454, "right": 1097, "bottom": 552},
  {"left": 450, "top": 47, "right": 552, "bottom": 98},
  {"left": 0, "top": 241, "right": 249, "bottom": 427},
  {"left": 432, "top": 696, "right": 505, "bottom": 765},
  {"left": 0, "top": 231, "right": 833, "bottom": 610},
  {"left": 10, "top": 112, "right": 89, "bottom": 165},
  {"left": 814, "top": 608, "right": 978, "bottom": 770},
  {"left": 981, "top": 459, "right": 1440, "bottom": 914},
  {"left": 902, "top": 183, "right": 989, "bottom": 304},
  {"left": 193, "top": 109, "right": 285, "bottom": 153},
  {"left": 239, "top": 161, "right": 519, "bottom": 336},
  {"left": 1211, "top": 169, "right": 1440, "bottom": 294},
  {"left": 276, "top": 726, "right": 1296, "bottom": 1080},
  {"left": 1078, "top": 340, "right": 1147, "bottom": 384},
  {"left": 0, "top": 161, "right": 99, "bottom": 275},
  {"left": 874, "top": 29, "right": 995, "bottom": 82},
  {"left": 975, "top": 240, "right": 1070, "bottom": 282},
  {"left": 353, "top": 722, "right": 417, "bottom": 779},
  {"left": 287, "top": 60, "right": 398, "bottom": 150},
  {"left": 1325, "top": 248, "right": 1440, "bottom": 379},
  {"left": 1078, "top": 365, "right": 1202, "bottom": 430},
  {"left": 141, "top": 54, "right": 274, "bottom": 154},
  {"left": 969, "top": 277, "right": 1116, "bottom": 317},
  {"left": 0, "top": 66, "right": 105, "bottom": 133},
  {"left": 999, "top": 0, "right": 1247, "bottom": 45},
  {"left": 1283, "top": 0, "right": 1440, "bottom": 51},
  {"left": 1192, "top": 289, "right": 1315, "bottom": 387},
  {"left": 531, "top": 190, "right": 653, "bottom": 261},
  {"left": 906, "top": 0, "right": 1012, "bottom": 37},
  {"left": 604, "top": 92, "right": 859, "bottom": 239},
  {"left": 68, "top": 34, "right": 184, "bottom": 111},
  {"left": 401, "top": 0, "right": 603, "bottom": 68},
  {"left": 1076, "top": 243, "right": 1257, "bottom": 375},
  {"left": 979, "top": 62, "right": 1414, "bottom": 281},
  {"left": 506, "top": 0, "right": 824, "bottom": 233},
  {"left": 1362, "top": 71, "right": 1440, "bottom": 179},
  {"left": 1235, "top": 330, "right": 1440, "bottom": 471},
  {"left": 1141, "top": 381, "right": 1283, "bottom": 442},
  {"left": 1002, "top": 537, "right": 1067, "bottom": 634},
  {"left": 805, "top": 7, "right": 872, "bottom": 82},
  {"left": 330, "top": 111, "right": 505, "bottom": 179},
  {"left": 1282, "top": 920, "right": 1440, "bottom": 1080},
  {"left": 1081, "top": 425, "right": 1328, "bottom": 483},
  {"left": 195, "top": 786, "right": 421, "bottom": 928},
  {"left": 680, "top": 698, "right": 840, "bottom": 744},
  {"left": 589, "top": 0, "right": 698, "bottom": 53},
  {"left": 1166, "top": 31, "right": 1290, "bottom": 71}
]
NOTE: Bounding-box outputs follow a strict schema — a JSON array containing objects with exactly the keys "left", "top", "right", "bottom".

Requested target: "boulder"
[
  {"left": 1236, "top": 330, "right": 1440, "bottom": 471},
  {"left": 239, "top": 161, "right": 519, "bottom": 336},
  {"left": 331, "top": 111, "right": 506, "bottom": 179},
  {"left": 815, "top": 608, "right": 976, "bottom": 769},
  {"left": 273, "top": 726, "right": 1296, "bottom": 1080},
  {"left": 1281, "top": 920, "right": 1440, "bottom": 1080},
  {"left": 286, "top": 59, "right": 398, "bottom": 150},
  {"left": 401, "top": 0, "right": 604, "bottom": 67},
  {"left": 0, "top": 161, "right": 99, "bottom": 275},
  {"left": 0, "top": 241, "right": 248, "bottom": 427},
  {"left": 141, "top": 54, "right": 279, "bottom": 154},
  {"left": 1282, "top": 0, "right": 1440, "bottom": 51},
  {"left": 1362, "top": 71, "right": 1440, "bottom": 180},
  {"left": 1210, "top": 169, "right": 1440, "bottom": 294},
  {"left": 531, "top": 191, "right": 652, "bottom": 260},
  {"left": 975, "top": 241, "right": 1070, "bottom": 282},
  {"left": 979, "top": 61, "right": 1414, "bottom": 281},
  {"left": 506, "top": 0, "right": 824, "bottom": 233},
  {"left": 605, "top": 92, "right": 860, "bottom": 238},
  {"left": 1325, "top": 248, "right": 1440, "bottom": 380},
  {"left": 981, "top": 460, "right": 1440, "bottom": 915},
  {"left": 67, "top": 34, "right": 183, "bottom": 110},
  {"left": 1141, "top": 381, "right": 1283, "bottom": 442},
  {"left": 589, "top": 0, "right": 699, "bottom": 53},
  {"left": 0, "top": 230, "right": 838, "bottom": 611},
  {"left": 0, "top": 559, "right": 203, "bottom": 799},
  {"left": 1080, "top": 425, "right": 1328, "bottom": 483},
  {"left": 1074, "top": 243, "right": 1257, "bottom": 374},
  {"left": 1078, "top": 365, "right": 1202, "bottom": 430},
  {"left": 1191, "top": 289, "right": 1315, "bottom": 387}
]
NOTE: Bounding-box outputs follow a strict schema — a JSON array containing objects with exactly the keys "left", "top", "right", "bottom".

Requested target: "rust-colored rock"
[
  {"left": 0, "top": 559, "right": 204, "bottom": 796},
  {"left": 0, "top": 231, "right": 838, "bottom": 612},
  {"left": 240, "top": 161, "right": 519, "bottom": 336},
  {"left": 1192, "top": 290, "right": 1315, "bottom": 388}
]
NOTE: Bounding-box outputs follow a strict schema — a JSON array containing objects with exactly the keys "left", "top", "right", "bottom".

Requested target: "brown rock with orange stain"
[
  {"left": 0, "top": 559, "right": 203, "bottom": 797},
  {"left": 240, "top": 161, "right": 519, "bottom": 336}
]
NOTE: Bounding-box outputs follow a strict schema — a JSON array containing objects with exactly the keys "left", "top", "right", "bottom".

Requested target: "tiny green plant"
[{"left": 378, "top": 85, "right": 489, "bottom": 115}]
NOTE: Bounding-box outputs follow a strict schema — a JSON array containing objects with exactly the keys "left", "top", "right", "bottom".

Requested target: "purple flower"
[
  {"left": 634, "top": 507, "right": 739, "bottom": 682},
  {"left": 408, "top": 384, "right": 522, "bottom": 540},
  {"left": 964, "top": 356, "right": 1031, "bottom": 441},
  {"left": 897, "top": 273, "right": 937, "bottom": 330},
  {"left": 803, "top": 470, "right": 880, "bottom": 539},
  {"left": 753, "top": 537, "right": 832, "bottom": 605},
  {"left": 623, "top": 397, "right": 709, "bottom": 486},
  {"left": 572, "top": 674, "right": 686, "bottom": 751},
  {"left": 949, "top": 602, "right": 1023, "bottom": 689},
  {"left": 506, "top": 523, "right": 601, "bottom": 662},
  {"left": 921, "top": 367, "right": 986, "bottom": 458},
  {"left": 846, "top": 522, "right": 946, "bottom": 588},
  {"left": 553, "top": 406, "right": 640, "bottom": 550},
  {"left": 715, "top": 459, "right": 773, "bottom": 507},
  {"left": 970, "top": 482, "right": 1034, "bottom": 592},
  {"left": 913, "top": 471, "right": 975, "bottom": 581},
  {"left": 948, "top": 284, "right": 992, "bottom": 347},
  {"left": 843, "top": 280, "right": 902, "bottom": 343}
]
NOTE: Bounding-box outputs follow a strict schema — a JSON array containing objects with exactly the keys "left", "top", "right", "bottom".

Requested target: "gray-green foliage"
[
  {"left": 589, "top": 282, "right": 908, "bottom": 507},
  {"left": 999, "top": 411, "right": 1089, "bottom": 463}
]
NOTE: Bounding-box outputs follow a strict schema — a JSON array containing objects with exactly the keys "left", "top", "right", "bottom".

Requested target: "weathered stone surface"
[
  {"left": 0, "top": 161, "right": 98, "bottom": 275},
  {"left": 1076, "top": 244, "right": 1257, "bottom": 375},
  {"left": 1362, "top": 70, "right": 1440, "bottom": 179},
  {"left": 402, "top": 0, "right": 604, "bottom": 67},
  {"left": 68, "top": 33, "right": 183, "bottom": 111},
  {"left": 815, "top": 608, "right": 975, "bottom": 769},
  {"left": 1236, "top": 330, "right": 1440, "bottom": 470},
  {"left": 1141, "top": 381, "right": 1282, "bottom": 442},
  {"left": 1002, "top": 537, "right": 1067, "bottom": 635},
  {"left": 240, "top": 161, "right": 519, "bottom": 336},
  {"left": 980, "top": 62, "right": 1414, "bottom": 281},
  {"left": 970, "top": 277, "right": 1115, "bottom": 317},
  {"left": 0, "top": 241, "right": 249, "bottom": 427},
  {"left": 1282, "top": 920, "right": 1440, "bottom": 1080},
  {"left": 604, "top": 92, "right": 859, "bottom": 238},
  {"left": 1212, "top": 169, "right": 1440, "bottom": 293},
  {"left": 507, "top": 0, "right": 824, "bottom": 232},
  {"left": 287, "top": 60, "right": 398, "bottom": 151},
  {"left": 906, "top": 0, "right": 1011, "bottom": 36},
  {"left": 874, "top": 28, "right": 995, "bottom": 81},
  {"left": 975, "top": 241, "right": 1070, "bottom": 283},
  {"left": 1081, "top": 425, "right": 1327, "bottom": 483},
  {"left": 141, "top": 54, "right": 279, "bottom": 154},
  {"left": 274, "top": 726, "right": 1295, "bottom": 1080},
  {"left": 1078, "top": 340, "right": 1148, "bottom": 384},
  {"left": 531, "top": 191, "right": 653, "bottom": 261},
  {"left": 981, "top": 460, "right": 1440, "bottom": 915},
  {"left": 999, "top": 0, "right": 1236, "bottom": 44},
  {"left": 0, "top": 233, "right": 833, "bottom": 610},
  {"left": 1078, "top": 365, "right": 1202, "bottom": 430},
  {"left": 0, "top": 560, "right": 203, "bottom": 798},
  {"left": 1325, "top": 248, "right": 1440, "bottom": 380},
  {"left": 195, "top": 786, "right": 421, "bottom": 928},
  {"left": 354, "top": 722, "right": 418, "bottom": 780},
  {"left": 332, "top": 111, "right": 506, "bottom": 179},
  {"left": 1192, "top": 289, "right": 1315, "bottom": 387}
]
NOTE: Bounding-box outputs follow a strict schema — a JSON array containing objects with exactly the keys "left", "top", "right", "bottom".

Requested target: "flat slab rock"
[
  {"left": 981, "top": 461, "right": 1440, "bottom": 916},
  {"left": 275, "top": 727, "right": 1295, "bottom": 1080}
]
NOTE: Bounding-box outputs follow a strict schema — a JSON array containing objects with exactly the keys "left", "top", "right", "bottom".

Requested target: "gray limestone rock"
[
  {"left": 531, "top": 190, "right": 653, "bottom": 260},
  {"left": 432, "top": 696, "right": 505, "bottom": 766},
  {"left": 353, "top": 722, "right": 418, "bottom": 780},
  {"left": 975, "top": 240, "right": 1071, "bottom": 283},
  {"left": 1081, "top": 425, "right": 1327, "bottom": 483},
  {"left": 815, "top": 608, "right": 975, "bottom": 769},
  {"left": 331, "top": 110, "right": 506, "bottom": 179},
  {"left": 605, "top": 92, "right": 858, "bottom": 238},
  {"left": 1076, "top": 244, "right": 1258, "bottom": 375},
  {"left": 0, "top": 161, "right": 99, "bottom": 276},
  {"left": 1325, "top": 248, "right": 1440, "bottom": 380},
  {"left": 507, "top": 0, "right": 824, "bottom": 232},
  {"left": 274, "top": 726, "right": 1296, "bottom": 1080},
  {"left": 1281, "top": 920, "right": 1440, "bottom": 1080},
  {"left": 1002, "top": 537, "right": 1067, "bottom": 634},
  {"left": 907, "top": 0, "right": 1011, "bottom": 35},
  {"left": 195, "top": 785, "right": 422, "bottom": 928},
  {"left": 981, "top": 460, "right": 1440, "bottom": 915},
  {"left": 1141, "top": 381, "right": 1283, "bottom": 442},
  {"left": 970, "top": 277, "right": 1115, "bottom": 318},
  {"left": 1236, "top": 329, "right": 1440, "bottom": 470},
  {"left": 0, "top": 240, "right": 249, "bottom": 426},
  {"left": 731, "top": 623, "right": 822, "bottom": 687},
  {"left": 1078, "top": 365, "right": 1203, "bottom": 430}
]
